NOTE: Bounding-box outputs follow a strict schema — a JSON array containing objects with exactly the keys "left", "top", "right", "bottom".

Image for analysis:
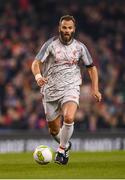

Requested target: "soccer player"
[{"left": 31, "top": 15, "right": 102, "bottom": 165}]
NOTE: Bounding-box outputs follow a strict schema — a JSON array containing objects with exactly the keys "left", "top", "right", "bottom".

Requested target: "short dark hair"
[{"left": 59, "top": 15, "right": 76, "bottom": 25}]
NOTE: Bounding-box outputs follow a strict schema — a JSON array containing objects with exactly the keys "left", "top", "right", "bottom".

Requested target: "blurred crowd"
[{"left": 0, "top": 0, "right": 125, "bottom": 132}]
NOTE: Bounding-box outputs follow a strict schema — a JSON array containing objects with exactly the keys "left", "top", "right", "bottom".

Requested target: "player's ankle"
[{"left": 58, "top": 146, "right": 65, "bottom": 154}]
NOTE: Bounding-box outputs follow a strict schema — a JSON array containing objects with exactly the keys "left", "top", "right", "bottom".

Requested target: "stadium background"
[{"left": 0, "top": 0, "right": 125, "bottom": 152}]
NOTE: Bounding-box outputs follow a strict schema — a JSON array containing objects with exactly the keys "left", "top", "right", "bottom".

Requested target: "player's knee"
[{"left": 64, "top": 113, "right": 74, "bottom": 124}]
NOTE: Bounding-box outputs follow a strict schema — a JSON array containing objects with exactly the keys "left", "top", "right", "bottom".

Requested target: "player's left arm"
[
  {"left": 80, "top": 43, "right": 102, "bottom": 102},
  {"left": 87, "top": 65, "right": 102, "bottom": 102}
]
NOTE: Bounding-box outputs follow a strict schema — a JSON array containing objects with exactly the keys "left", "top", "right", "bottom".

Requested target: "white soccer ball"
[{"left": 33, "top": 145, "right": 53, "bottom": 165}]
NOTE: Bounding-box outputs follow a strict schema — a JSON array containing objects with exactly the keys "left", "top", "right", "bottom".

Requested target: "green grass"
[{"left": 0, "top": 151, "right": 125, "bottom": 179}]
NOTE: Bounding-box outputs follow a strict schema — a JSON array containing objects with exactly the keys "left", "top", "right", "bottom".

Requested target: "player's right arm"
[
  {"left": 31, "top": 59, "right": 48, "bottom": 87},
  {"left": 31, "top": 37, "right": 54, "bottom": 87}
]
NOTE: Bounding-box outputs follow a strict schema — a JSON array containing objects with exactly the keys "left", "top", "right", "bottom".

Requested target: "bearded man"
[{"left": 31, "top": 15, "right": 102, "bottom": 165}]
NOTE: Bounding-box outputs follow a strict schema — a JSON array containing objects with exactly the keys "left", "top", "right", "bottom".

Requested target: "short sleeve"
[
  {"left": 35, "top": 37, "right": 54, "bottom": 62},
  {"left": 80, "top": 44, "right": 93, "bottom": 66}
]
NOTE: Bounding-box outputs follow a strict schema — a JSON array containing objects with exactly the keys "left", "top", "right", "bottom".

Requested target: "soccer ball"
[{"left": 33, "top": 145, "right": 53, "bottom": 165}]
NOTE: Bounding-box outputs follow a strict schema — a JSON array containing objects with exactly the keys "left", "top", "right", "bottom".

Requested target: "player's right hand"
[{"left": 36, "top": 77, "right": 48, "bottom": 87}]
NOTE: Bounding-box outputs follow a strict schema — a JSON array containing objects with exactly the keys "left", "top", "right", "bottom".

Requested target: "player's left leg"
[
  {"left": 55, "top": 101, "right": 78, "bottom": 165},
  {"left": 48, "top": 114, "right": 72, "bottom": 149},
  {"left": 59, "top": 86, "right": 80, "bottom": 152},
  {"left": 60, "top": 101, "right": 77, "bottom": 149}
]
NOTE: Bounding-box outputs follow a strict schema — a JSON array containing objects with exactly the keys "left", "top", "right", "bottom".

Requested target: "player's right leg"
[
  {"left": 48, "top": 115, "right": 61, "bottom": 143},
  {"left": 42, "top": 99, "right": 61, "bottom": 141}
]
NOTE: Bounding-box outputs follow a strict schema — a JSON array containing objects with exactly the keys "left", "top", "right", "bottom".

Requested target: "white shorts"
[{"left": 42, "top": 87, "right": 80, "bottom": 121}]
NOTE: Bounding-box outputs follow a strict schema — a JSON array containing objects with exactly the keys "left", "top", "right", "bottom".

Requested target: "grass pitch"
[{"left": 0, "top": 151, "right": 125, "bottom": 179}]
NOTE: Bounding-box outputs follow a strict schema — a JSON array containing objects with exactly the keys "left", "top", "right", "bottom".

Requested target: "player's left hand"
[{"left": 92, "top": 90, "right": 102, "bottom": 102}]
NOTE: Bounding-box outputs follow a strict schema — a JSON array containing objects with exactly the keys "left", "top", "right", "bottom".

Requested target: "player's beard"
[{"left": 59, "top": 31, "right": 74, "bottom": 44}]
